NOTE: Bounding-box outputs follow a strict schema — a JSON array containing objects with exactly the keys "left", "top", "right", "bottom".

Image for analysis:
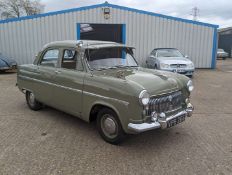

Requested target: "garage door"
[{"left": 77, "top": 23, "right": 125, "bottom": 44}]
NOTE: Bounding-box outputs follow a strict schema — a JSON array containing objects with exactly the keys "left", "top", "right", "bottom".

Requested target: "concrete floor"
[{"left": 0, "top": 60, "right": 232, "bottom": 175}]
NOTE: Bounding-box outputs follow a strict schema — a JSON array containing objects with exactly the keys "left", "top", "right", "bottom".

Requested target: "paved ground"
[{"left": 0, "top": 60, "right": 232, "bottom": 175}]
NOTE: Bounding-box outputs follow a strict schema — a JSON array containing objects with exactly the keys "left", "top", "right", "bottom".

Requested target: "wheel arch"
[
  {"left": 88, "top": 101, "right": 120, "bottom": 123},
  {"left": 22, "top": 88, "right": 33, "bottom": 94}
]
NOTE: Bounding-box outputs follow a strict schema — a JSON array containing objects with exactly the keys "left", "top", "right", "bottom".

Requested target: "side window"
[
  {"left": 61, "top": 49, "right": 83, "bottom": 71},
  {"left": 40, "top": 49, "right": 59, "bottom": 67},
  {"left": 63, "top": 50, "right": 75, "bottom": 60}
]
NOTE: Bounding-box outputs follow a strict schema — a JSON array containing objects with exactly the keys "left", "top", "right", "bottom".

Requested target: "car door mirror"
[{"left": 185, "top": 55, "right": 189, "bottom": 58}]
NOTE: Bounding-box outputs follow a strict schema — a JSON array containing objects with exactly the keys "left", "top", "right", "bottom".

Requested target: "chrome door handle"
[
  {"left": 35, "top": 69, "right": 40, "bottom": 74},
  {"left": 55, "top": 70, "right": 61, "bottom": 74}
]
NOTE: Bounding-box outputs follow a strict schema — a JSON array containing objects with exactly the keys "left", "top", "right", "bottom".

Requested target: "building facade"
[{"left": 0, "top": 2, "right": 218, "bottom": 68}]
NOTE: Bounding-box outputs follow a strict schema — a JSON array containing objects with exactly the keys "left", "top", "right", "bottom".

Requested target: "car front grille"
[
  {"left": 147, "top": 91, "right": 183, "bottom": 115},
  {"left": 170, "top": 64, "right": 186, "bottom": 68}
]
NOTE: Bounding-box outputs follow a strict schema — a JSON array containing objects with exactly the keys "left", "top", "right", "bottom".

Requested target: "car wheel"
[
  {"left": 97, "top": 108, "right": 125, "bottom": 144},
  {"left": 26, "top": 91, "right": 42, "bottom": 111}
]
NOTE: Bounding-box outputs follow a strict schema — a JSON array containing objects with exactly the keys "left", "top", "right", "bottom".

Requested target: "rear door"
[{"left": 53, "top": 48, "right": 85, "bottom": 117}]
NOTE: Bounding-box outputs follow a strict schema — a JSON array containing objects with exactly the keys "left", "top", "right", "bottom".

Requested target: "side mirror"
[
  {"left": 185, "top": 55, "right": 189, "bottom": 58},
  {"left": 150, "top": 55, "right": 155, "bottom": 58}
]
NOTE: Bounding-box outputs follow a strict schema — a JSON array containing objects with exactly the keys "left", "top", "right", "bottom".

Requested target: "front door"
[
  {"left": 53, "top": 48, "right": 85, "bottom": 117},
  {"left": 34, "top": 48, "right": 60, "bottom": 105}
]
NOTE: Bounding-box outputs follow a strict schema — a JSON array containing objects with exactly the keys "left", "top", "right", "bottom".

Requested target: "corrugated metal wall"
[{"left": 0, "top": 5, "right": 215, "bottom": 68}]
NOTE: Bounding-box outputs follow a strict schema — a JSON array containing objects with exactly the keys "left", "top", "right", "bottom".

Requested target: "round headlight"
[
  {"left": 139, "top": 90, "right": 150, "bottom": 106},
  {"left": 187, "top": 63, "right": 194, "bottom": 69},
  {"left": 187, "top": 80, "right": 194, "bottom": 92},
  {"left": 160, "top": 63, "right": 169, "bottom": 69}
]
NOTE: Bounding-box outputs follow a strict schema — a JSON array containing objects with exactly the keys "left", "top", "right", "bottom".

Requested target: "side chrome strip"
[
  {"left": 18, "top": 75, "right": 82, "bottom": 93},
  {"left": 18, "top": 75, "right": 129, "bottom": 106},
  {"left": 83, "top": 91, "right": 129, "bottom": 106}
]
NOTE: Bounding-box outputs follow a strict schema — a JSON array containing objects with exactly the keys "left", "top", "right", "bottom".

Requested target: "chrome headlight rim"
[
  {"left": 139, "top": 90, "right": 150, "bottom": 106},
  {"left": 187, "top": 63, "right": 194, "bottom": 69},
  {"left": 160, "top": 63, "right": 170, "bottom": 69},
  {"left": 187, "top": 80, "right": 194, "bottom": 92}
]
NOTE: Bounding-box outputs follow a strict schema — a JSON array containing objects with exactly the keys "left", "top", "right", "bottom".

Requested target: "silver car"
[
  {"left": 217, "top": 49, "right": 228, "bottom": 60},
  {"left": 146, "top": 48, "right": 195, "bottom": 77}
]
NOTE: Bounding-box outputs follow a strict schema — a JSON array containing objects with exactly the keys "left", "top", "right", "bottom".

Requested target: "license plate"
[
  {"left": 177, "top": 69, "right": 185, "bottom": 73},
  {"left": 167, "top": 114, "right": 185, "bottom": 128}
]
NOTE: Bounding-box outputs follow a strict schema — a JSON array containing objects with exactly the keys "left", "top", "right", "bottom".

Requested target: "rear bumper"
[
  {"left": 0, "top": 65, "right": 17, "bottom": 71},
  {"left": 217, "top": 53, "right": 228, "bottom": 58},
  {"left": 0, "top": 66, "right": 10, "bottom": 70},
  {"left": 128, "top": 104, "right": 194, "bottom": 133}
]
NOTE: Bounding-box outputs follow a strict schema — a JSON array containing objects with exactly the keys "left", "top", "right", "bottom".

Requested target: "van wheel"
[
  {"left": 97, "top": 108, "right": 125, "bottom": 144},
  {"left": 26, "top": 91, "right": 42, "bottom": 111}
]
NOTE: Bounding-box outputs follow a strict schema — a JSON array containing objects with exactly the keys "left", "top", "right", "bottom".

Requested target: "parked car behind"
[
  {"left": 0, "top": 53, "right": 17, "bottom": 72},
  {"left": 217, "top": 48, "right": 228, "bottom": 60},
  {"left": 146, "top": 48, "right": 195, "bottom": 77},
  {"left": 17, "top": 40, "right": 194, "bottom": 144}
]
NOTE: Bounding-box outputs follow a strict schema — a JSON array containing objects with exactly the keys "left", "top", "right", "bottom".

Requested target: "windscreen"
[
  {"left": 157, "top": 49, "right": 183, "bottom": 57},
  {"left": 85, "top": 47, "right": 138, "bottom": 70}
]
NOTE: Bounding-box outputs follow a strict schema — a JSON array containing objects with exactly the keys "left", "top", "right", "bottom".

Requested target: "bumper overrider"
[{"left": 128, "top": 103, "right": 194, "bottom": 133}]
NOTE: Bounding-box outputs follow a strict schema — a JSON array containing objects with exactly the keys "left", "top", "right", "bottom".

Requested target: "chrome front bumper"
[
  {"left": 128, "top": 104, "right": 194, "bottom": 133},
  {"left": 161, "top": 68, "right": 194, "bottom": 76}
]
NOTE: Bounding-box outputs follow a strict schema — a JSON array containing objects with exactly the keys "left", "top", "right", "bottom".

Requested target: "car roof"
[
  {"left": 43, "top": 40, "right": 134, "bottom": 50},
  {"left": 153, "top": 48, "right": 178, "bottom": 50}
]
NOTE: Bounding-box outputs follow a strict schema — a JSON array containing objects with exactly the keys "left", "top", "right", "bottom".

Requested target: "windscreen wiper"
[
  {"left": 116, "top": 65, "right": 139, "bottom": 68},
  {"left": 114, "top": 65, "right": 128, "bottom": 68},
  {"left": 129, "top": 65, "right": 139, "bottom": 67},
  {"left": 94, "top": 67, "right": 109, "bottom": 71}
]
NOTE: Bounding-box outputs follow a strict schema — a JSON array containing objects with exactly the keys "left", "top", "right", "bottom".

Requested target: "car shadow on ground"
[
  {"left": 0, "top": 70, "right": 17, "bottom": 74},
  {"left": 217, "top": 59, "right": 232, "bottom": 72},
  {"left": 34, "top": 105, "right": 185, "bottom": 149}
]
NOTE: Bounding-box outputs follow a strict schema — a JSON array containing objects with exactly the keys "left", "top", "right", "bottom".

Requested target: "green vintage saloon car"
[{"left": 17, "top": 40, "right": 194, "bottom": 144}]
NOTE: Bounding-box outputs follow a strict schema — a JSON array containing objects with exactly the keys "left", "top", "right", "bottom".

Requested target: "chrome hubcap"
[
  {"left": 29, "top": 92, "right": 35, "bottom": 105},
  {"left": 101, "top": 114, "right": 118, "bottom": 138}
]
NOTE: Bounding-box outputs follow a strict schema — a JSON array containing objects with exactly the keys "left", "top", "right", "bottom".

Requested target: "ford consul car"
[{"left": 17, "top": 40, "right": 194, "bottom": 144}]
